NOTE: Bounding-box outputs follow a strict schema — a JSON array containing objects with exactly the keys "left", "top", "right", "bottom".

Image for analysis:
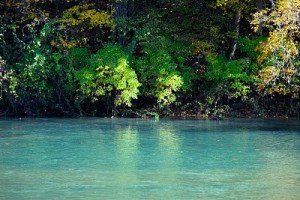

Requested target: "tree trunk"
[
  {"left": 229, "top": 0, "right": 242, "bottom": 60},
  {"left": 269, "top": 0, "right": 275, "bottom": 7},
  {"left": 114, "top": 0, "right": 135, "bottom": 46},
  {"left": 255, "top": 0, "right": 263, "bottom": 35}
]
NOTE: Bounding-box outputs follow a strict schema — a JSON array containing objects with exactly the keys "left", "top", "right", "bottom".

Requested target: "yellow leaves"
[
  {"left": 258, "top": 65, "right": 279, "bottom": 83},
  {"left": 2, "top": 0, "right": 17, "bottom": 7},
  {"left": 258, "top": 30, "right": 299, "bottom": 64},
  {"left": 50, "top": 40, "right": 56, "bottom": 46},
  {"left": 252, "top": 0, "right": 300, "bottom": 46},
  {"left": 85, "top": 9, "right": 112, "bottom": 28},
  {"left": 216, "top": 0, "right": 238, "bottom": 7},
  {"left": 281, "top": 64, "right": 297, "bottom": 89},
  {"left": 50, "top": 3, "right": 114, "bottom": 48},
  {"left": 256, "top": 41, "right": 267, "bottom": 64},
  {"left": 192, "top": 41, "right": 213, "bottom": 56},
  {"left": 215, "top": 0, "right": 252, "bottom": 11},
  {"left": 251, "top": 9, "right": 268, "bottom": 32},
  {"left": 273, "top": 83, "right": 290, "bottom": 95},
  {"left": 252, "top": 0, "right": 300, "bottom": 95},
  {"left": 257, "top": 66, "right": 278, "bottom": 94},
  {"left": 257, "top": 65, "right": 298, "bottom": 95},
  {"left": 62, "top": 4, "right": 113, "bottom": 29},
  {"left": 50, "top": 37, "right": 77, "bottom": 48}
]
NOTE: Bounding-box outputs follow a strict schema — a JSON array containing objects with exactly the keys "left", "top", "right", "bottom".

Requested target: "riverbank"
[{"left": 1, "top": 106, "right": 298, "bottom": 120}]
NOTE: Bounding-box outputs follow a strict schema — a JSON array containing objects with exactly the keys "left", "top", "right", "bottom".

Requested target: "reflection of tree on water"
[
  {"left": 156, "top": 122, "right": 182, "bottom": 196},
  {"left": 114, "top": 124, "right": 138, "bottom": 186},
  {"left": 112, "top": 121, "right": 184, "bottom": 198},
  {"left": 157, "top": 123, "right": 181, "bottom": 168}
]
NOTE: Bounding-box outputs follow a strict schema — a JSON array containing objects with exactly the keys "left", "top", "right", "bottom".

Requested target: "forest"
[{"left": 0, "top": 0, "right": 299, "bottom": 118}]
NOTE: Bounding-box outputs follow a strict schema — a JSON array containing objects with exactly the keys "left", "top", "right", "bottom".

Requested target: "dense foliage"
[{"left": 0, "top": 0, "right": 299, "bottom": 118}]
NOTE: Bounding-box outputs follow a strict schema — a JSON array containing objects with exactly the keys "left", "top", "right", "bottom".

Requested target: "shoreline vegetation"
[
  {"left": 1, "top": 1, "right": 300, "bottom": 119},
  {"left": 0, "top": 106, "right": 298, "bottom": 120}
]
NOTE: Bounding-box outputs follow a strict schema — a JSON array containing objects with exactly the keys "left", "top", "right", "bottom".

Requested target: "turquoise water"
[{"left": 0, "top": 118, "right": 300, "bottom": 200}]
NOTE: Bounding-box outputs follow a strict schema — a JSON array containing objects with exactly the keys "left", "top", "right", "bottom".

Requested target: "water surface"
[{"left": 0, "top": 118, "right": 300, "bottom": 199}]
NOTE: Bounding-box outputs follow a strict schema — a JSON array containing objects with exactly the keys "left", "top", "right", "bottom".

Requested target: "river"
[{"left": 0, "top": 118, "right": 300, "bottom": 199}]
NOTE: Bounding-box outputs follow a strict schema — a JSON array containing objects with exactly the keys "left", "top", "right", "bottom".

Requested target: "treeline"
[{"left": 0, "top": 0, "right": 299, "bottom": 118}]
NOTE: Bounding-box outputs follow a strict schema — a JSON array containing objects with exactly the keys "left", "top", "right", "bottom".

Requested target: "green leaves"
[
  {"left": 77, "top": 44, "right": 140, "bottom": 107},
  {"left": 238, "top": 36, "right": 266, "bottom": 61},
  {"left": 131, "top": 36, "right": 195, "bottom": 106},
  {"left": 205, "top": 54, "right": 254, "bottom": 99}
]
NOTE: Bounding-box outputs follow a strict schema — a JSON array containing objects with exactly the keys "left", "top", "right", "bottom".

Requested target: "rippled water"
[{"left": 0, "top": 118, "right": 300, "bottom": 199}]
